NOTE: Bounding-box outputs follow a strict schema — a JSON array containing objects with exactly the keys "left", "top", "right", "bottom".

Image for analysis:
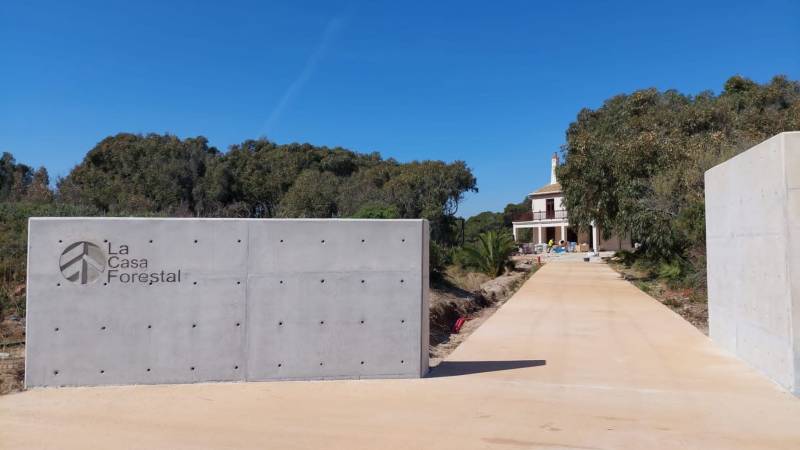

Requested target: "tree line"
[
  {"left": 55, "top": 134, "right": 477, "bottom": 235},
  {"left": 557, "top": 74, "right": 800, "bottom": 282},
  {"left": 0, "top": 135, "right": 478, "bottom": 317}
]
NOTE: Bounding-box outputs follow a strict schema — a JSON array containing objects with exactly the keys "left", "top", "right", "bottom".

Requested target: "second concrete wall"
[{"left": 705, "top": 132, "right": 800, "bottom": 394}]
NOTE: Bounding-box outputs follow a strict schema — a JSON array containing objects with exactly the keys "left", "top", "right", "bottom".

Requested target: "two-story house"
[{"left": 511, "top": 153, "right": 631, "bottom": 252}]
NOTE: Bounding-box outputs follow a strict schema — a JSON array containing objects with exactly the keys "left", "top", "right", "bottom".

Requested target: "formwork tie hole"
[
  {"left": 279, "top": 280, "right": 284, "bottom": 284},
  {"left": 54, "top": 327, "right": 59, "bottom": 332},
  {"left": 360, "top": 361, "right": 364, "bottom": 365},
  {"left": 280, "top": 239, "right": 284, "bottom": 243},
  {"left": 193, "top": 239, "right": 198, "bottom": 243},
  {"left": 361, "top": 279, "right": 365, "bottom": 284},
  {"left": 100, "top": 370, "right": 105, "bottom": 374},
  {"left": 361, "top": 239, "right": 365, "bottom": 243},
  {"left": 360, "top": 320, "right": 364, "bottom": 324},
  {"left": 192, "top": 323, "right": 197, "bottom": 328},
  {"left": 146, "top": 368, "right": 151, "bottom": 372},
  {"left": 149, "top": 239, "right": 153, "bottom": 243},
  {"left": 321, "top": 239, "right": 325, "bottom": 244},
  {"left": 278, "top": 363, "right": 282, "bottom": 368},
  {"left": 236, "top": 281, "right": 241, "bottom": 285},
  {"left": 53, "top": 370, "right": 59, "bottom": 375},
  {"left": 278, "top": 321, "right": 283, "bottom": 326},
  {"left": 401, "top": 360, "right": 404, "bottom": 364},
  {"left": 103, "top": 282, "right": 108, "bottom": 286},
  {"left": 147, "top": 324, "right": 152, "bottom": 329},
  {"left": 100, "top": 326, "right": 106, "bottom": 331},
  {"left": 56, "top": 283, "right": 61, "bottom": 287},
  {"left": 320, "top": 279, "right": 325, "bottom": 283},
  {"left": 319, "top": 362, "right": 324, "bottom": 366},
  {"left": 237, "top": 239, "right": 241, "bottom": 243},
  {"left": 320, "top": 320, "right": 325, "bottom": 325},
  {"left": 401, "top": 319, "right": 405, "bottom": 323},
  {"left": 193, "top": 281, "right": 197, "bottom": 285},
  {"left": 190, "top": 366, "right": 195, "bottom": 371},
  {"left": 58, "top": 239, "right": 62, "bottom": 243},
  {"left": 235, "top": 322, "right": 240, "bottom": 327},
  {"left": 400, "top": 279, "right": 404, "bottom": 283},
  {"left": 234, "top": 365, "right": 239, "bottom": 370}
]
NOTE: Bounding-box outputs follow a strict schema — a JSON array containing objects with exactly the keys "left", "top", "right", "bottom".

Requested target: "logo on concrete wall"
[{"left": 60, "top": 241, "right": 106, "bottom": 284}]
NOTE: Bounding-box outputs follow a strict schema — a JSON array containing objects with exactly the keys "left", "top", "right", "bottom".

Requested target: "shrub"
[
  {"left": 429, "top": 240, "right": 451, "bottom": 276},
  {"left": 657, "top": 261, "right": 682, "bottom": 280},
  {"left": 615, "top": 250, "right": 637, "bottom": 267},
  {"left": 458, "top": 230, "right": 515, "bottom": 277}
]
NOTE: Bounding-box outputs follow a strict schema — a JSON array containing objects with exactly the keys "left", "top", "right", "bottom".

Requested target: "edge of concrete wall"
[
  {"left": 705, "top": 131, "right": 800, "bottom": 395},
  {"left": 783, "top": 132, "right": 800, "bottom": 395}
]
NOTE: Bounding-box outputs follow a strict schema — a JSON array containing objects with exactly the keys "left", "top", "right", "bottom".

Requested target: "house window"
[{"left": 545, "top": 199, "right": 555, "bottom": 219}]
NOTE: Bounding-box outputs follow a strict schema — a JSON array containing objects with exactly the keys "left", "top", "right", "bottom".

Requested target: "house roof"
[{"left": 529, "top": 182, "right": 562, "bottom": 197}]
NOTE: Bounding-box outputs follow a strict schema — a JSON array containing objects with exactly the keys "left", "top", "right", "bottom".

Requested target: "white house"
[{"left": 511, "top": 153, "right": 631, "bottom": 252}]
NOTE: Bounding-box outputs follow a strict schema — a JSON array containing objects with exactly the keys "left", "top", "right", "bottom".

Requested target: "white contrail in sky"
[{"left": 262, "top": 14, "right": 347, "bottom": 136}]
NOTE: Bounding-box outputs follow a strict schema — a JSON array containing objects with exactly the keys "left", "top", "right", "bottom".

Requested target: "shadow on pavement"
[{"left": 426, "top": 359, "right": 546, "bottom": 378}]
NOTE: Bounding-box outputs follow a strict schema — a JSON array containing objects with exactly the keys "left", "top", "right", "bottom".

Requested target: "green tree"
[
  {"left": 0, "top": 152, "right": 50, "bottom": 202},
  {"left": 463, "top": 211, "right": 504, "bottom": 243},
  {"left": 58, "top": 133, "right": 217, "bottom": 215},
  {"left": 502, "top": 197, "right": 531, "bottom": 227},
  {"left": 382, "top": 161, "right": 477, "bottom": 244},
  {"left": 558, "top": 75, "right": 800, "bottom": 265},
  {"left": 351, "top": 202, "right": 400, "bottom": 219},
  {"left": 278, "top": 170, "right": 340, "bottom": 217}
]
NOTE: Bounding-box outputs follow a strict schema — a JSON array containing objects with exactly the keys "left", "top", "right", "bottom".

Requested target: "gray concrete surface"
[
  {"left": 25, "top": 218, "right": 429, "bottom": 387},
  {"left": 705, "top": 131, "right": 800, "bottom": 394}
]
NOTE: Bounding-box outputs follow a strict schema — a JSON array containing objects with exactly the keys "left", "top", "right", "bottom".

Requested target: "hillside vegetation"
[{"left": 558, "top": 74, "right": 800, "bottom": 309}]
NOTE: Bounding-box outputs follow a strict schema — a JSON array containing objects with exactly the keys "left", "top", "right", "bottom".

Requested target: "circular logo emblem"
[{"left": 60, "top": 241, "right": 106, "bottom": 284}]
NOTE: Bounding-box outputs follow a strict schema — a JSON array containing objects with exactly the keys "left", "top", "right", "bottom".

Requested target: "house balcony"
[{"left": 512, "top": 209, "right": 568, "bottom": 224}]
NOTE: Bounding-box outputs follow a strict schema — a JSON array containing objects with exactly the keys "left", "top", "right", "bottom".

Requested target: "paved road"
[{"left": 2, "top": 260, "right": 800, "bottom": 449}]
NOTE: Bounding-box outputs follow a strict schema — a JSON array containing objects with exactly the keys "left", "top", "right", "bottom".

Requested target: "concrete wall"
[
  {"left": 25, "top": 218, "right": 429, "bottom": 388},
  {"left": 705, "top": 132, "right": 800, "bottom": 394}
]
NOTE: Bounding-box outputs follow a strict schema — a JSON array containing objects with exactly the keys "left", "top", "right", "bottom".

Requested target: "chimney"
[{"left": 550, "top": 152, "right": 559, "bottom": 184}]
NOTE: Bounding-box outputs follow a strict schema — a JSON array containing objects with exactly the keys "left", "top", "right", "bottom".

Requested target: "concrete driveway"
[{"left": 2, "top": 260, "right": 799, "bottom": 449}]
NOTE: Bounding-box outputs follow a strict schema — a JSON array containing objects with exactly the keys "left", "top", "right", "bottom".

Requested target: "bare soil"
[
  {"left": 428, "top": 257, "right": 537, "bottom": 365},
  {"left": 0, "top": 317, "right": 25, "bottom": 395}
]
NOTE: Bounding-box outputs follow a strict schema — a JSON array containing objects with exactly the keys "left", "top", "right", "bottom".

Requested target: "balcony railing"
[{"left": 512, "top": 209, "right": 568, "bottom": 222}]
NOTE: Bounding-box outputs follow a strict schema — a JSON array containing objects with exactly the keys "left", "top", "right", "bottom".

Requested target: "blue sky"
[{"left": 1, "top": 0, "right": 798, "bottom": 217}]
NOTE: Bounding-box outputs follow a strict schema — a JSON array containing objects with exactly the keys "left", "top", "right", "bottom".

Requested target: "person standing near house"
[{"left": 547, "top": 238, "right": 554, "bottom": 253}]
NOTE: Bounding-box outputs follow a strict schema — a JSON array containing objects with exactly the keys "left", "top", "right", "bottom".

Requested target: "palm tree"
[{"left": 461, "top": 230, "right": 515, "bottom": 277}]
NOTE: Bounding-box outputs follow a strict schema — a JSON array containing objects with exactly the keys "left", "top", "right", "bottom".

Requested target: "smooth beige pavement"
[{"left": 2, "top": 260, "right": 800, "bottom": 450}]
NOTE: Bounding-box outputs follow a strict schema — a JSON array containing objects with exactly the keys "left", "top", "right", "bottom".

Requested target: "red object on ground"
[
  {"left": 537, "top": 256, "right": 542, "bottom": 266},
  {"left": 452, "top": 317, "right": 467, "bottom": 333}
]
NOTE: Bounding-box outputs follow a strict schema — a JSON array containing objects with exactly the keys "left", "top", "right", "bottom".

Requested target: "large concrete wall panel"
[
  {"left": 25, "top": 218, "right": 428, "bottom": 387},
  {"left": 705, "top": 132, "right": 800, "bottom": 394}
]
